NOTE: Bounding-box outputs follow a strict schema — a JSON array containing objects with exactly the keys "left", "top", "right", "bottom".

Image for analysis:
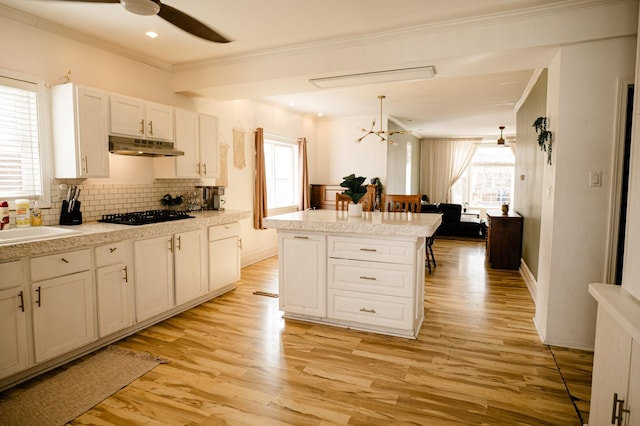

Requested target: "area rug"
[{"left": 0, "top": 345, "right": 168, "bottom": 426}]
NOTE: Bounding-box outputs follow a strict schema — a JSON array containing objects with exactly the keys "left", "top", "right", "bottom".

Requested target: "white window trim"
[{"left": 0, "top": 68, "right": 53, "bottom": 209}]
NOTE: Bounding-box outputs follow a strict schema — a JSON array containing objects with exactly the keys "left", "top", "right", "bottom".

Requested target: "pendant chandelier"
[{"left": 356, "top": 95, "right": 408, "bottom": 145}]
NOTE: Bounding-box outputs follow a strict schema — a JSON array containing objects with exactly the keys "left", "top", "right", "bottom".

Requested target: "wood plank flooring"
[{"left": 70, "top": 238, "right": 592, "bottom": 425}]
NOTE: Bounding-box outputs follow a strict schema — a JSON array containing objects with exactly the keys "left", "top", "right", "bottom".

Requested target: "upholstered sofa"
[{"left": 421, "top": 203, "right": 486, "bottom": 238}]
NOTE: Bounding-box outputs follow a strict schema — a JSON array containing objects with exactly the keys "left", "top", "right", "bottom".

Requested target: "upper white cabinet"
[
  {"left": 154, "top": 111, "right": 218, "bottom": 179},
  {"left": 110, "top": 94, "right": 174, "bottom": 142},
  {"left": 51, "top": 83, "right": 110, "bottom": 178}
]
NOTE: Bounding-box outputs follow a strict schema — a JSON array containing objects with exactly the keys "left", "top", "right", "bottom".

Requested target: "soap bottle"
[
  {"left": 0, "top": 200, "right": 9, "bottom": 230},
  {"left": 15, "top": 199, "right": 30, "bottom": 227},
  {"left": 31, "top": 201, "right": 42, "bottom": 226}
]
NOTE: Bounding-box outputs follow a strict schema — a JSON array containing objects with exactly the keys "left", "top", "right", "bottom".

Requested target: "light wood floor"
[{"left": 71, "top": 238, "right": 593, "bottom": 425}]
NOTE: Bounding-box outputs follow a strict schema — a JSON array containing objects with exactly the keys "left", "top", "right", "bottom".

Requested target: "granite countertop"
[
  {"left": 263, "top": 209, "right": 442, "bottom": 238},
  {"left": 0, "top": 209, "right": 250, "bottom": 261}
]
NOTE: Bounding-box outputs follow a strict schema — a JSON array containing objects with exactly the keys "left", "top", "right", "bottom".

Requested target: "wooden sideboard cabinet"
[
  {"left": 486, "top": 210, "right": 523, "bottom": 270},
  {"left": 310, "top": 184, "right": 343, "bottom": 209}
]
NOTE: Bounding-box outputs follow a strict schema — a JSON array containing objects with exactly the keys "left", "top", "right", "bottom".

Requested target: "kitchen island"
[{"left": 263, "top": 210, "right": 442, "bottom": 339}]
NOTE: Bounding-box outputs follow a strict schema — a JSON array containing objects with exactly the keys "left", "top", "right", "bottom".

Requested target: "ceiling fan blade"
[
  {"left": 157, "top": 2, "right": 231, "bottom": 43},
  {"left": 55, "top": 0, "right": 120, "bottom": 3}
]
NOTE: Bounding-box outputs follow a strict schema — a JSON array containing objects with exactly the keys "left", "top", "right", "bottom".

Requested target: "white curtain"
[{"left": 420, "top": 138, "right": 480, "bottom": 203}]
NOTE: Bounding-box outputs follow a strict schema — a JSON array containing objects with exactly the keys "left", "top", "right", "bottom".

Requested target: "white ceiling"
[{"left": 0, "top": 0, "right": 583, "bottom": 138}]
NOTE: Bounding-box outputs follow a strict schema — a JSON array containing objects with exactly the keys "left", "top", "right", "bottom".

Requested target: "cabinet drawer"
[
  {"left": 328, "top": 236, "right": 415, "bottom": 264},
  {"left": 328, "top": 258, "right": 413, "bottom": 297},
  {"left": 209, "top": 222, "right": 240, "bottom": 241},
  {"left": 0, "top": 260, "right": 24, "bottom": 291},
  {"left": 328, "top": 289, "right": 413, "bottom": 330},
  {"left": 31, "top": 249, "right": 91, "bottom": 281},
  {"left": 95, "top": 241, "right": 131, "bottom": 267}
]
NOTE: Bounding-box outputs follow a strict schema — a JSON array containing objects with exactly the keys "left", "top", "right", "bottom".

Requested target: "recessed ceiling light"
[
  {"left": 289, "top": 101, "right": 296, "bottom": 107},
  {"left": 146, "top": 31, "right": 158, "bottom": 39},
  {"left": 317, "top": 112, "right": 324, "bottom": 117}
]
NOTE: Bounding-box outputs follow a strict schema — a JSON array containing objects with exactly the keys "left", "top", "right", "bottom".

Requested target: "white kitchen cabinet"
[
  {"left": 0, "top": 261, "right": 29, "bottom": 380},
  {"left": 589, "top": 284, "right": 640, "bottom": 426},
  {"left": 31, "top": 249, "right": 94, "bottom": 363},
  {"left": 133, "top": 235, "right": 174, "bottom": 322},
  {"left": 95, "top": 241, "right": 135, "bottom": 338},
  {"left": 174, "top": 229, "right": 208, "bottom": 305},
  {"left": 110, "top": 94, "right": 174, "bottom": 142},
  {"left": 154, "top": 111, "right": 218, "bottom": 179},
  {"left": 278, "top": 232, "right": 326, "bottom": 317},
  {"left": 208, "top": 222, "right": 241, "bottom": 293},
  {"left": 51, "top": 83, "right": 110, "bottom": 178}
]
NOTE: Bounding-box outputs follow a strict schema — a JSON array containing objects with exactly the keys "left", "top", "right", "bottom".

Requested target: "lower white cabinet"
[
  {"left": 174, "top": 229, "right": 208, "bottom": 305},
  {"left": 134, "top": 236, "right": 174, "bottom": 322},
  {"left": 278, "top": 231, "right": 326, "bottom": 317},
  {"left": 0, "top": 260, "right": 29, "bottom": 380},
  {"left": 208, "top": 222, "right": 241, "bottom": 292},
  {"left": 30, "top": 250, "right": 95, "bottom": 363},
  {"left": 95, "top": 241, "right": 135, "bottom": 338},
  {"left": 589, "top": 284, "right": 640, "bottom": 426}
]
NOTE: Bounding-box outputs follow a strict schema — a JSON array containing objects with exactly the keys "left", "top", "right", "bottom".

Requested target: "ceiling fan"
[
  {"left": 356, "top": 95, "right": 408, "bottom": 145},
  {"left": 50, "top": 0, "right": 232, "bottom": 43}
]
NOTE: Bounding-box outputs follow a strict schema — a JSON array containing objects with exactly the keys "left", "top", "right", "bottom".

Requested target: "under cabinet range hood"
[{"left": 108, "top": 135, "right": 184, "bottom": 157}]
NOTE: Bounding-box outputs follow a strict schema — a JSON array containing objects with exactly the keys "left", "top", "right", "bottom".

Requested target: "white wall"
[
  {"left": 535, "top": 36, "right": 637, "bottom": 349},
  {"left": 315, "top": 117, "right": 387, "bottom": 185}
]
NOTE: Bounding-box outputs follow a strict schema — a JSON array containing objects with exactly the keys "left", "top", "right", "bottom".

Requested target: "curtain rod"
[{"left": 262, "top": 131, "right": 299, "bottom": 142}]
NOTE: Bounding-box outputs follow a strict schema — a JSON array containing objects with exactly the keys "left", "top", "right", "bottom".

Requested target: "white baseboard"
[
  {"left": 242, "top": 246, "right": 277, "bottom": 267},
  {"left": 520, "top": 259, "right": 537, "bottom": 304}
]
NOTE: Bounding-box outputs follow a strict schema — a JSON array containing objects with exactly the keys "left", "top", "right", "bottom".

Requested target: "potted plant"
[
  {"left": 340, "top": 174, "right": 367, "bottom": 216},
  {"left": 370, "top": 177, "right": 384, "bottom": 211},
  {"left": 533, "top": 116, "right": 553, "bottom": 165}
]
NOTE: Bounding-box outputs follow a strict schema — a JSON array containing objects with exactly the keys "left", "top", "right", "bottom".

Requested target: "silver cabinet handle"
[
  {"left": 359, "top": 307, "right": 376, "bottom": 314},
  {"left": 109, "top": 247, "right": 118, "bottom": 253},
  {"left": 612, "top": 393, "right": 630, "bottom": 426},
  {"left": 18, "top": 290, "right": 24, "bottom": 312},
  {"left": 148, "top": 120, "right": 154, "bottom": 135},
  {"left": 35, "top": 286, "right": 41, "bottom": 307},
  {"left": 61, "top": 258, "right": 69, "bottom": 264},
  {"left": 294, "top": 236, "right": 309, "bottom": 239},
  {"left": 360, "top": 248, "right": 377, "bottom": 252},
  {"left": 202, "top": 163, "right": 207, "bottom": 176},
  {"left": 360, "top": 276, "right": 377, "bottom": 281},
  {"left": 123, "top": 265, "right": 129, "bottom": 283},
  {"left": 139, "top": 119, "right": 145, "bottom": 135},
  {"left": 176, "top": 235, "right": 182, "bottom": 251}
]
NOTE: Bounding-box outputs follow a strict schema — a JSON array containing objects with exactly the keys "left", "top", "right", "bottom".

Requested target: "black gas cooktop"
[{"left": 98, "top": 209, "right": 194, "bottom": 226}]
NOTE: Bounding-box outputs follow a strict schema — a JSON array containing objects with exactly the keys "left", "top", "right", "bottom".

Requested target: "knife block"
[{"left": 59, "top": 200, "right": 82, "bottom": 225}]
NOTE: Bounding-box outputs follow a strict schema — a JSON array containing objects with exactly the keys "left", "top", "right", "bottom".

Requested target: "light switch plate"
[{"left": 590, "top": 171, "right": 602, "bottom": 187}]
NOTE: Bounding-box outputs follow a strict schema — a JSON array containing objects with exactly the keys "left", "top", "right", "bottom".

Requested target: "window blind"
[{"left": 0, "top": 76, "right": 42, "bottom": 199}]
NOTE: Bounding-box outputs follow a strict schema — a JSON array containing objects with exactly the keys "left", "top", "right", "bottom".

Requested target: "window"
[
  {"left": 0, "top": 74, "right": 44, "bottom": 203},
  {"left": 264, "top": 136, "right": 299, "bottom": 210},
  {"left": 451, "top": 144, "right": 515, "bottom": 209}
]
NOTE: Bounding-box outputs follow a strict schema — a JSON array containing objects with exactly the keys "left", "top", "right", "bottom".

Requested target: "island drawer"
[
  {"left": 327, "top": 289, "right": 412, "bottom": 330},
  {"left": 328, "top": 236, "right": 415, "bottom": 264},
  {"left": 209, "top": 222, "right": 240, "bottom": 241},
  {"left": 95, "top": 241, "right": 131, "bottom": 267},
  {"left": 30, "top": 249, "right": 91, "bottom": 282},
  {"left": 0, "top": 260, "right": 24, "bottom": 291},
  {"left": 328, "top": 258, "right": 413, "bottom": 297}
]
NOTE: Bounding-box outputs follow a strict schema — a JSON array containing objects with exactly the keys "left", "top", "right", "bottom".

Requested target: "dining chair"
[
  {"left": 381, "top": 193, "right": 421, "bottom": 213},
  {"left": 335, "top": 193, "right": 351, "bottom": 211}
]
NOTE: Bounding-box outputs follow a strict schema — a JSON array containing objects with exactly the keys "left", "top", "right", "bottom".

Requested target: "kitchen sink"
[{"left": 0, "top": 226, "right": 82, "bottom": 244}]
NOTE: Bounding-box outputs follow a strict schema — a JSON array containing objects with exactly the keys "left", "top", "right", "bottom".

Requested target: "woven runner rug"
[{"left": 0, "top": 345, "right": 167, "bottom": 426}]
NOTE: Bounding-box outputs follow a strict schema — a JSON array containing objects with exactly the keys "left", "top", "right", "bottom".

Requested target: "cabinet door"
[
  {"left": 134, "top": 236, "right": 174, "bottom": 321},
  {"left": 0, "top": 287, "right": 29, "bottom": 379},
  {"left": 279, "top": 232, "right": 326, "bottom": 317},
  {"left": 627, "top": 339, "right": 639, "bottom": 426},
  {"left": 174, "top": 108, "right": 200, "bottom": 178},
  {"left": 76, "top": 86, "right": 109, "bottom": 177},
  {"left": 174, "top": 229, "right": 207, "bottom": 305},
  {"left": 32, "top": 271, "right": 95, "bottom": 363},
  {"left": 199, "top": 114, "right": 218, "bottom": 177},
  {"left": 110, "top": 94, "right": 146, "bottom": 138},
  {"left": 209, "top": 236, "right": 240, "bottom": 292},
  {"left": 96, "top": 262, "right": 133, "bottom": 337},
  {"left": 589, "top": 306, "right": 632, "bottom": 425},
  {"left": 145, "top": 102, "right": 174, "bottom": 142}
]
